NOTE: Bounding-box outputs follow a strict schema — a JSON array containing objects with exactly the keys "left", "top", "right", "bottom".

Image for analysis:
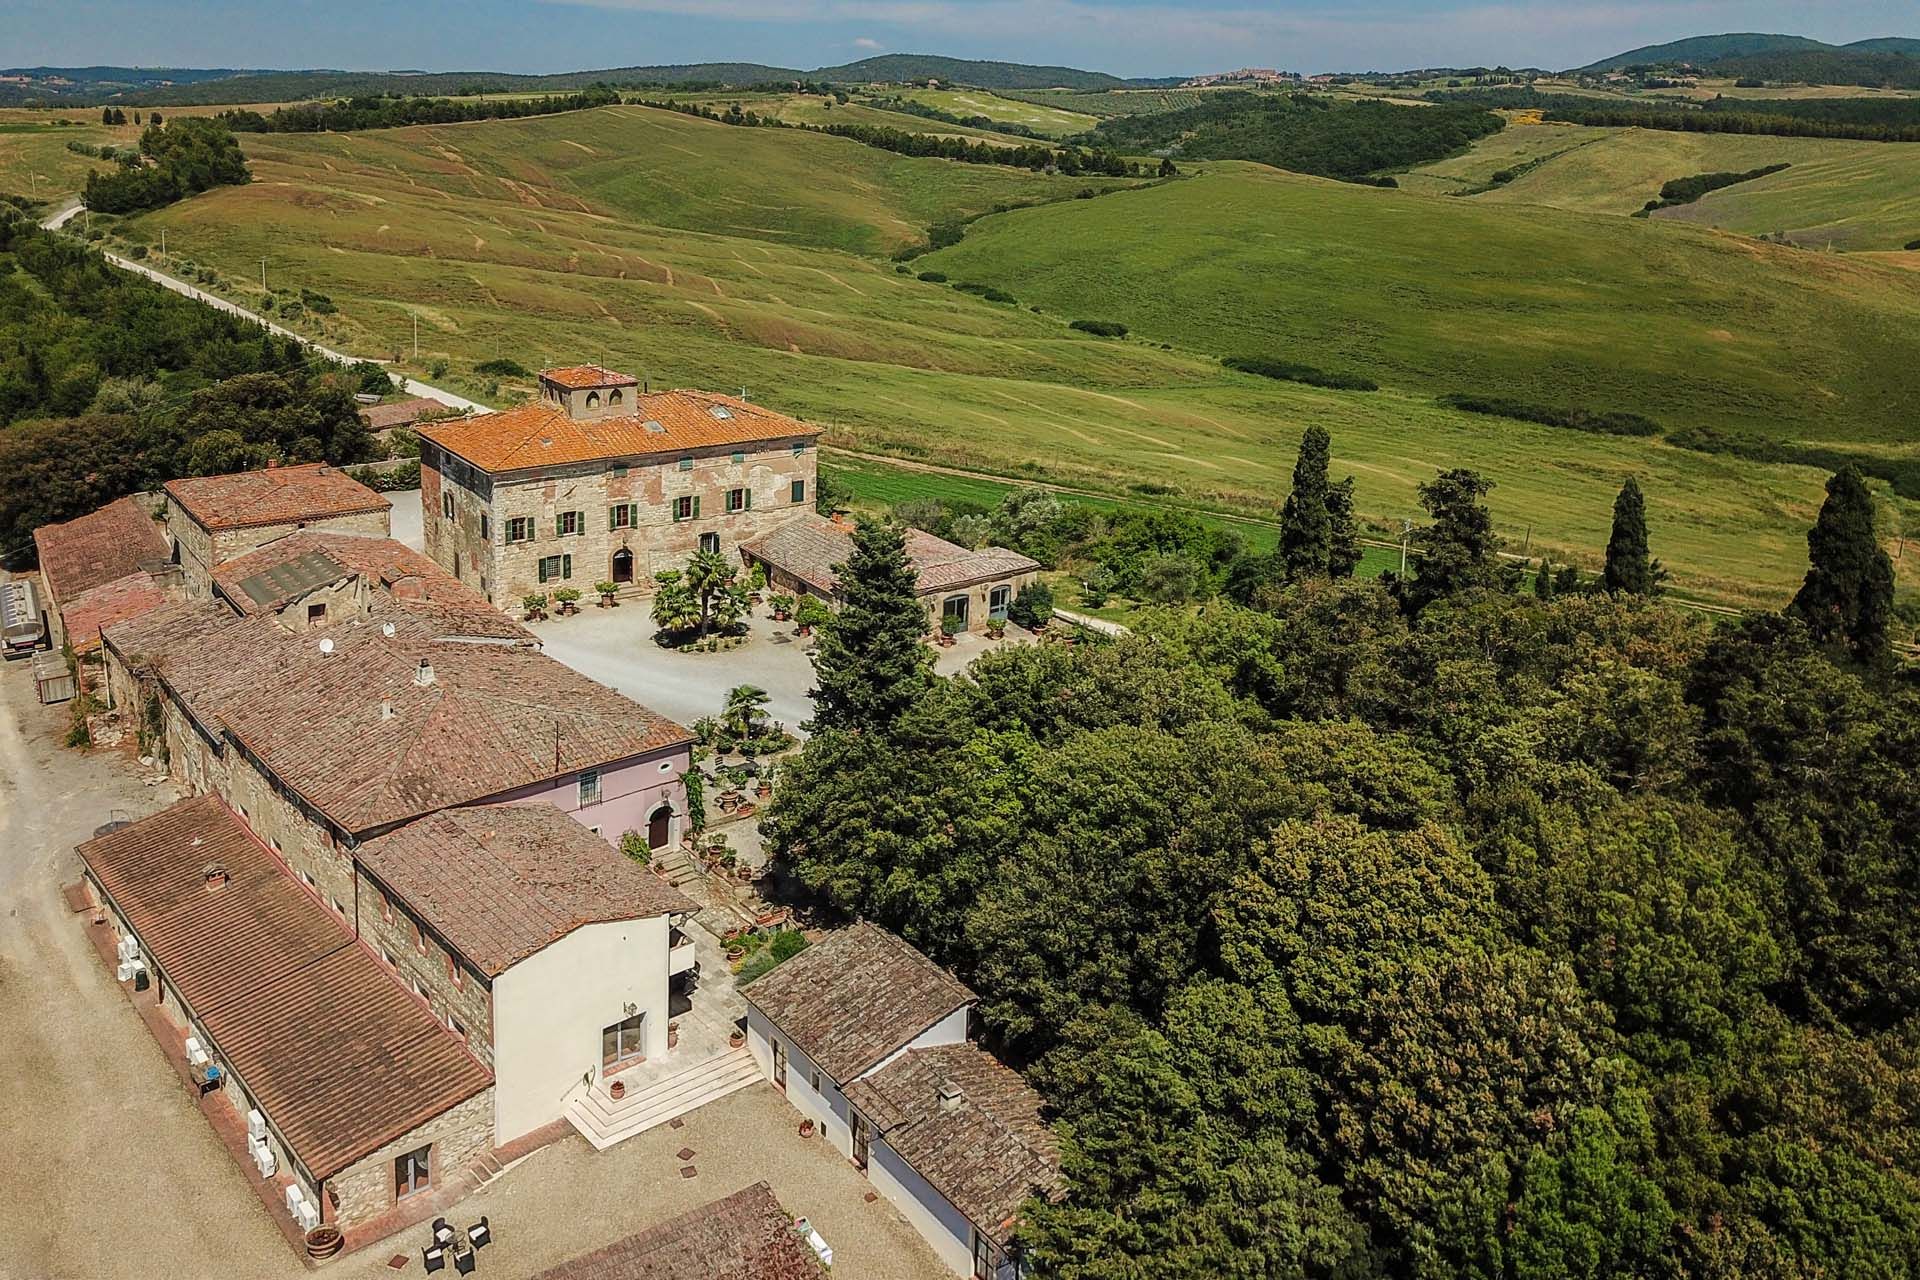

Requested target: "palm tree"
[
  {"left": 722, "top": 684, "right": 771, "bottom": 740},
  {"left": 651, "top": 572, "right": 699, "bottom": 635},
  {"left": 684, "top": 549, "right": 737, "bottom": 638}
]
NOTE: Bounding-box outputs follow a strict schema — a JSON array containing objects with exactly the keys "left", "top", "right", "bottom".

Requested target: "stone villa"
[{"left": 417, "top": 366, "right": 820, "bottom": 606}]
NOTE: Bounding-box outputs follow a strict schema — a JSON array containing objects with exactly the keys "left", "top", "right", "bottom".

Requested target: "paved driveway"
[{"left": 530, "top": 605, "right": 1034, "bottom": 737}]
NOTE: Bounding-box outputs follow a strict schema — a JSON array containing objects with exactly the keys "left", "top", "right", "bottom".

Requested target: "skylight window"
[
  {"left": 707, "top": 405, "right": 733, "bottom": 420},
  {"left": 643, "top": 419, "right": 666, "bottom": 434}
]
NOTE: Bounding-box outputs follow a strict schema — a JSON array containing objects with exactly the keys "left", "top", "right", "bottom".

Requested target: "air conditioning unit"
[
  {"left": 284, "top": 1184, "right": 307, "bottom": 1217},
  {"left": 116, "top": 959, "right": 137, "bottom": 982},
  {"left": 117, "top": 934, "right": 140, "bottom": 962},
  {"left": 186, "top": 1041, "right": 210, "bottom": 1068},
  {"left": 251, "top": 1137, "right": 276, "bottom": 1178},
  {"left": 247, "top": 1109, "right": 268, "bottom": 1140},
  {"left": 293, "top": 1198, "right": 321, "bottom": 1232}
]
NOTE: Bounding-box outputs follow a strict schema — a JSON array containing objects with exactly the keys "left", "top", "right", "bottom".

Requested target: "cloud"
[{"left": 852, "top": 35, "right": 883, "bottom": 48}]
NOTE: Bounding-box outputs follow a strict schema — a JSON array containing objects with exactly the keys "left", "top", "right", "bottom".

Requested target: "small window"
[
  {"left": 442, "top": 492, "right": 454, "bottom": 520},
  {"left": 610, "top": 462, "right": 628, "bottom": 479},
  {"left": 608, "top": 389, "right": 623, "bottom": 407},
  {"left": 414, "top": 922, "right": 428, "bottom": 955},
  {"left": 708, "top": 405, "right": 733, "bottom": 420},
  {"left": 446, "top": 952, "right": 464, "bottom": 988},
  {"left": 382, "top": 949, "right": 396, "bottom": 968},
  {"left": 792, "top": 442, "right": 807, "bottom": 456},
  {"left": 412, "top": 976, "right": 429, "bottom": 1000},
  {"left": 678, "top": 457, "right": 693, "bottom": 472},
  {"left": 673, "top": 496, "right": 696, "bottom": 522},
  {"left": 699, "top": 532, "right": 720, "bottom": 555},
  {"left": 538, "top": 554, "right": 573, "bottom": 583},
  {"left": 380, "top": 891, "right": 394, "bottom": 923},
  {"left": 307, "top": 602, "right": 327, "bottom": 625},
  {"left": 395, "top": 1145, "right": 431, "bottom": 1199},
  {"left": 449, "top": 1015, "right": 467, "bottom": 1040},
  {"left": 506, "top": 516, "right": 534, "bottom": 543},
  {"left": 480, "top": 513, "right": 490, "bottom": 540},
  {"left": 731, "top": 451, "right": 744, "bottom": 465},
  {"left": 724, "top": 487, "right": 748, "bottom": 514},
  {"left": 791, "top": 479, "right": 806, "bottom": 504},
  {"left": 556, "top": 510, "right": 582, "bottom": 537},
  {"left": 809, "top": 1068, "right": 821, "bottom": 1093},
  {"left": 609, "top": 504, "right": 634, "bottom": 530},
  {"left": 299, "top": 870, "right": 315, "bottom": 889},
  {"left": 585, "top": 390, "right": 600, "bottom": 409},
  {"left": 579, "top": 768, "right": 602, "bottom": 807},
  {"left": 658, "top": 761, "right": 673, "bottom": 773},
  {"left": 331, "top": 898, "right": 346, "bottom": 916}
]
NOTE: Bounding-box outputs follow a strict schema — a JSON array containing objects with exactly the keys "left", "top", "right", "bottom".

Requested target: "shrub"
[
  {"left": 1070, "top": 319, "right": 1128, "bottom": 337},
  {"left": 1438, "top": 393, "right": 1660, "bottom": 437},
  {"left": 1906, "top": 238, "right": 1920, "bottom": 251},
  {"left": 428, "top": 358, "right": 449, "bottom": 379},
  {"left": 1224, "top": 355, "right": 1379, "bottom": 392},
  {"left": 1007, "top": 580, "right": 1055, "bottom": 629},
  {"left": 917, "top": 270, "right": 948, "bottom": 282},
  {"left": 474, "top": 357, "right": 531, "bottom": 378}
]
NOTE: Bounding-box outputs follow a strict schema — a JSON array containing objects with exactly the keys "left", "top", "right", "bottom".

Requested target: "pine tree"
[
  {"left": 1790, "top": 466, "right": 1893, "bottom": 663},
  {"left": 1603, "top": 477, "right": 1653, "bottom": 595},
  {"left": 1400, "top": 468, "right": 1501, "bottom": 614},
  {"left": 1279, "top": 426, "right": 1332, "bottom": 582},
  {"left": 808, "top": 518, "right": 933, "bottom": 734},
  {"left": 1327, "top": 476, "right": 1362, "bottom": 579}
]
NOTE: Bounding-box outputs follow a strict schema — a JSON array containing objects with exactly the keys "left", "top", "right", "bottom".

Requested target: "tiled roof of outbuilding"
[
  {"left": 542, "top": 364, "right": 640, "bottom": 390},
  {"left": 76, "top": 796, "right": 491, "bottom": 1181},
  {"left": 742, "top": 923, "right": 974, "bottom": 1084},
  {"left": 32, "top": 495, "right": 169, "bottom": 601},
  {"left": 359, "top": 805, "right": 694, "bottom": 976},
  {"left": 845, "top": 1042, "right": 1062, "bottom": 1245},
  {"left": 530, "top": 1182, "right": 821, "bottom": 1280},
  {"left": 741, "top": 516, "right": 1038, "bottom": 598},
  {"left": 418, "top": 390, "right": 818, "bottom": 473},
  {"left": 211, "top": 531, "right": 522, "bottom": 638},
  {"left": 360, "top": 397, "right": 451, "bottom": 431},
  {"left": 164, "top": 463, "right": 389, "bottom": 532},
  {"left": 60, "top": 574, "right": 175, "bottom": 656}
]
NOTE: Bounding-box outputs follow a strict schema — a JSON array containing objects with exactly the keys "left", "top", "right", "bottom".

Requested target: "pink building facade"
[{"left": 491, "top": 745, "right": 693, "bottom": 854}]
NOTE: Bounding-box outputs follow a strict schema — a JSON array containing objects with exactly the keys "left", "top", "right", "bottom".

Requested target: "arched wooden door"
[
  {"left": 647, "top": 804, "right": 672, "bottom": 850},
  {"left": 612, "top": 548, "right": 634, "bottom": 585}
]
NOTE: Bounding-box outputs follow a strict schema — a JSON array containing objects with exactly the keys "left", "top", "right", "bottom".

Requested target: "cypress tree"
[
  {"left": 807, "top": 518, "right": 932, "bottom": 734},
  {"left": 1279, "top": 426, "right": 1332, "bottom": 581},
  {"left": 1790, "top": 465, "right": 1893, "bottom": 662},
  {"left": 1401, "top": 468, "right": 1501, "bottom": 614},
  {"left": 1326, "top": 475, "right": 1362, "bottom": 579},
  {"left": 1603, "top": 477, "right": 1653, "bottom": 595},
  {"left": 1534, "top": 558, "right": 1554, "bottom": 600}
]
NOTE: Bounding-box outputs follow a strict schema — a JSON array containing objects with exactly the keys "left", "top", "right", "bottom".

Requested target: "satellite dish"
[
  {"left": 318, "top": 638, "right": 334, "bottom": 654},
  {"left": 381, "top": 623, "right": 396, "bottom": 638}
]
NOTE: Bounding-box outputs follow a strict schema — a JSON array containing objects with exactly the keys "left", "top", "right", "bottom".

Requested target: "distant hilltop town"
[{"left": 1179, "top": 67, "right": 1300, "bottom": 87}]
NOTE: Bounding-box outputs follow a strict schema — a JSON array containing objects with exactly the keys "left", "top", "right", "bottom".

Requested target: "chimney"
[
  {"left": 936, "top": 1080, "right": 962, "bottom": 1112},
  {"left": 414, "top": 657, "right": 434, "bottom": 687},
  {"left": 202, "top": 861, "right": 230, "bottom": 891},
  {"left": 266, "top": 459, "right": 280, "bottom": 469},
  {"left": 380, "top": 696, "right": 393, "bottom": 721}
]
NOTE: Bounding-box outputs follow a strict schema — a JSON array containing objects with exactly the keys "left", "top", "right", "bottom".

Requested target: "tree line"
[
  {"left": 1083, "top": 92, "right": 1506, "bottom": 182},
  {"left": 0, "top": 213, "right": 381, "bottom": 561},
  {"left": 217, "top": 85, "right": 621, "bottom": 133},
  {"left": 635, "top": 97, "right": 1145, "bottom": 176},
  {"left": 763, "top": 426, "right": 1911, "bottom": 1278},
  {"left": 80, "top": 117, "right": 249, "bottom": 214},
  {"left": 1437, "top": 86, "right": 1920, "bottom": 142}
]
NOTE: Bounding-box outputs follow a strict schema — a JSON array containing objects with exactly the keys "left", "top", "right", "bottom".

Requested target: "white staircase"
[{"left": 565, "top": 1048, "right": 761, "bottom": 1151}]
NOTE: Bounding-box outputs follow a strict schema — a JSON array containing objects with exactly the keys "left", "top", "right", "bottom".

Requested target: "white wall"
[
  {"left": 746, "top": 1006, "right": 856, "bottom": 1157},
  {"left": 869, "top": 1137, "right": 981, "bottom": 1279},
  {"left": 491, "top": 915, "right": 671, "bottom": 1142}
]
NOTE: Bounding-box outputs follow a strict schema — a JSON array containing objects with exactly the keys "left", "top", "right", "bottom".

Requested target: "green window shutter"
[
  {"left": 692, "top": 496, "right": 701, "bottom": 519},
  {"left": 538, "top": 558, "right": 549, "bottom": 584},
  {"left": 608, "top": 507, "right": 617, "bottom": 531},
  {"left": 744, "top": 488, "right": 752, "bottom": 511},
  {"left": 629, "top": 503, "right": 639, "bottom": 527},
  {"left": 555, "top": 515, "right": 564, "bottom": 537},
  {"left": 563, "top": 554, "right": 572, "bottom": 580}
]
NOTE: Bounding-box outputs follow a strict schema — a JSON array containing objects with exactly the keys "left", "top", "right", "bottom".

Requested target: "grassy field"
[
  {"left": 0, "top": 111, "right": 119, "bottom": 202},
  {"left": 106, "top": 105, "right": 1914, "bottom": 608},
  {"left": 927, "top": 162, "right": 1920, "bottom": 447},
  {"left": 1412, "top": 120, "right": 1920, "bottom": 249},
  {"left": 889, "top": 89, "right": 1100, "bottom": 138}
]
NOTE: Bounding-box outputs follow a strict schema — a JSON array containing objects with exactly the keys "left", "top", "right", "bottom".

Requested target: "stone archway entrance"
[
  {"left": 612, "top": 548, "right": 635, "bottom": 585},
  {"left": 647, "top": 804, "right": 672, "bottom": 850}
]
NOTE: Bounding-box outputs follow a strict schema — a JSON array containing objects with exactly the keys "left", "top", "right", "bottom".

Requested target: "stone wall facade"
[
  {"left": 918, "top": 570, "right": 1038, "bottom": 635},
  {"left": 423, "top": 439, "right": 817, "bottom": 608},
  {"left": 165, "top": 505, "right": 391, "bottom": 597},
  {"left": 355, "top": 864, "right": 497, "bottom": 1066},
  {"left": 223, "top": 747, "right": 359, "bottom": 923},
  {"left": 324, "top": 1086, "right": 495, "bottom": 1230}
]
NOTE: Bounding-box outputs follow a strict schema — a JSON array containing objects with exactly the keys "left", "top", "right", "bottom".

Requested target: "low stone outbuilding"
[
  {"left": 740, "top": 515, "right": 1039, "bottom": 634},
  {"left": 31, "top": 495, "right": 179, "bottom": 654},
  {"left": 163, "top": 462, "right": 391, "bottom": 595}
]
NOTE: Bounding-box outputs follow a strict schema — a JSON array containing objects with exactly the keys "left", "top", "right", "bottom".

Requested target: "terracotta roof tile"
[
  {"left": 418, "top": 390, "right": 818, "bottom": 474},
  {"left": 530, "top": 1182, "right": 822, "bottom": 1280},
  {"left": 359, "top": 805, "right": 694, "bottom": 976},
  {"left": 59, "top": 573, "right": 174, "bottom": 655},
  {"left": 77, "top": 796, "right": 491, "bottom": 1181},
  {"left": 742, "top": 923, "right": 974, "bottom": 1083},
  {"left": 845, "top": 1043, "right": 1061, "bottom": 1245},
  {"left": 360, "top": 397, "right": 452, "bottom": 431},
  {"left": 542, "top": 364, "right": 639, "bottom": 390},
  {"left": 211, "top": 531, "right": 523, "bottom": 639},
  {"left": 33, "top": 496, "right": 169, "bottom": 601},
  {"left": 741, "top": 517, "right": 1038, "bottom": 598},
  {"left": 164, "top": 463, "right": 390, "bottom": 532}
]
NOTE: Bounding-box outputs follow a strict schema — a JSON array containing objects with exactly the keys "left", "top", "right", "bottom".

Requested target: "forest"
[
  {"left": 217, "top": 85, "right": 620, "bottom": 133},
  {"left": 1083, "top": 94, "right": 1505, "bottom": 181},
  {"left": 79, "top": 117, "right": 250, "bottom": 213},
  {"left": 1441, "top": 87, "right": 1920, "bottom": 141},
  {"left": 0, "top": 213, "right": 380, "bottom": 561},
  {"left": 764, "top": 434, "right": 1915, "bottom": 1279}
]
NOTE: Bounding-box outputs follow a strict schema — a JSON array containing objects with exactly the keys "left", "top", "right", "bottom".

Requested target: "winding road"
[{"left": 39, "top": 201, "right": 489, "bottom": 415}]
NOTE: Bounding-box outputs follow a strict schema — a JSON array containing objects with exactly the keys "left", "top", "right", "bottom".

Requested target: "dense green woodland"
[
  {"left": 1084, "top": 94, "right": 1506, "bottom": 181},
  {"left": 80, "top": 117, "right": 249, "bottom": 213},
  {"left": 765, "top": 451, "right": 1915, "bottom": 1279},
  {"left": 218, "top": 86, "right": 620, "bottom": 133},
  {"left": 0, "top": 214, "right": 379, "bottom": 560},
  {"left": 1442, "top": 88, "right": 1920, "bottom": 141}
]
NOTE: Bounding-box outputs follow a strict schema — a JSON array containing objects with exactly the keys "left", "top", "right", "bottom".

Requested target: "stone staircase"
[{"left": 564, "top": 1048, "right": 760, "bottom": 1151}]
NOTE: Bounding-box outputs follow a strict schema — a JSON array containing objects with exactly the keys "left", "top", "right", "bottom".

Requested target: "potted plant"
[
  {"left": 553, "top": 586, "right": 582, "bottom": 616},
  {"left": 651, "top": 853, "right": 671, "bottom": 878},
  {"left": 793, "top": 596, "right": 832, "bottom": 637},
  {"left": 986, "top": 617, "right": 1006, "bottom": 640},
  {"left": 799, "top": 1118, "right": 815, "bottom": 1137},
  {"left": 610, "top": 1079, "right": 626, "bottom": 1101},
  {"left": 729, "top": 1028, "right": 746, "bottom": 1049},
  {"left": 938, "top": 614, "right": 963, "bottom": 647},
  {"left": 668, "top": 1021, "right": 680, "bottom": 1049},
  {"left": 727, "top": 941, "right": 746, "bottom": 963},
  {"left": 768, "top": 593, "right": 795, "bottom": 622},
  {"left": 594, "top": 580, "right": 618, "bottom": 607},
  {"left": 521, "top": 592, "right": 548, "bottom": 621}
]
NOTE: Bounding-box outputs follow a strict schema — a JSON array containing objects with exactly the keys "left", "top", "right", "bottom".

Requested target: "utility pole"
[
  {"left": 160, "top": 229, "right": 166, "bottom": 256},
  {"left": 412, "top": 312, "right": 420, "bottom": 360},
  {"left": 260, "top": 257, "right": 267, "bottom": 291},
  {"left": 1521, "top": 524, "right": 1532, "bottom": 555},
  {"left": 1399, "top": 518, "right": 1412, "bottom": 576}
]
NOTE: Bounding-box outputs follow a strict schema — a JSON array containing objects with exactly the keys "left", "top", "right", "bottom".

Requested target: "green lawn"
[{"left": 114, "top": 105, "right": 1915, "bottom": 609}]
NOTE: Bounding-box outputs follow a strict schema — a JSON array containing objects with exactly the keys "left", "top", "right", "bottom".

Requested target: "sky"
[{"left": 2, "top": 0, "right": 1914, "bottom": 78}]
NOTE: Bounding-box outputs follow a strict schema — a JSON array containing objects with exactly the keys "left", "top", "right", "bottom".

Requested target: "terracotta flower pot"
[
  {"left": 610, "top": 1080, "right": 625, "bottom": 1101},
  {"left": 799, "top": 1119, "right": 815, "bottom": 1137},
  {"left": 729, "top": 1029, "right": 746, "bottom": 1049},
  {"left": 305, "top": 1226, "right": 344, "bottom": 1259}
]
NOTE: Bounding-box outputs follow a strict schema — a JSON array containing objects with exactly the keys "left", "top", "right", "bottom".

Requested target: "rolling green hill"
[
  {"left": 1574, "top": 33, "right": 1832, "bottom": 72},
  {"left": 102, "top": 106, "right": 1915, "bottom": 606},
  {"left": 810, "top": 55, "right": 1125, "bottom": 89},
  {"left": 924, "top": 163, "right": 1920, "bottom": 447},
  {"left": 1848, "top": 38, "right": 1920, "bottom": 54},
  {"left": 1711, "top": 49, "right": 1920, "bottom": 90}
]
